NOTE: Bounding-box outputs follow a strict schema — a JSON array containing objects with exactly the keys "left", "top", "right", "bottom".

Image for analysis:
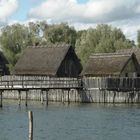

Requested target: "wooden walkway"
[
  {"left": 0, "top": 76, "right": 82, "bottom": 107},
  {"left": 0, "top": 76, "right": 82, "bottom": 90},
  {"left": 1, "top": 76, "right": 140, "bottom": 107}
]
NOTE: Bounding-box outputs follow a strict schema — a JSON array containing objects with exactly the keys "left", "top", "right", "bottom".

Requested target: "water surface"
[{"left": 0, "top": 100, "right": 140, "bottom": 140}]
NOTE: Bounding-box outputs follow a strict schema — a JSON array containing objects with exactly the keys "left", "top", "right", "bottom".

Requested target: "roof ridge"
[
  {"left": 90, "top": 52, "right": 132, "bottom": 58},
  {"left": 28, "top": 44, "right": 70, "bottom": 48}
]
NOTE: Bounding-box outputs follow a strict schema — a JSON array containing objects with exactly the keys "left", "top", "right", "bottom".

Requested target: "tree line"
[{"left": 0, "top": 21, "right": 139, "bottom": 72}]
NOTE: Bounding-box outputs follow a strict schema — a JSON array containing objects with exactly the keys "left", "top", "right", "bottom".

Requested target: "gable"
[
  {"left": 121, "top": 55, "right": 140, "bottom": 76},
  {"left": 57, "top": 47, "right": 82, "bottom": 77}
]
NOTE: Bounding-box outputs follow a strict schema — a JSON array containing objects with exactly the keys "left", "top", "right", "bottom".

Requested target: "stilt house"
[
  {"left": 82, "top": 53, "right": 140, "bottom": 77},
  {"left": 13, "top": 44, "right": 82, "bottom": 77}
]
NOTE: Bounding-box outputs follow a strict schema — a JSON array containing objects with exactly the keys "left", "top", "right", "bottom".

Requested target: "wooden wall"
[
  {"left": 57, "top": 47, "right": 82, "bottom": 77},
  {"left": 2, "top": 76, "right": 140, "bottom": 103},
  {"left": 81, "top": 77, "right": 140, "bottom": 103}
]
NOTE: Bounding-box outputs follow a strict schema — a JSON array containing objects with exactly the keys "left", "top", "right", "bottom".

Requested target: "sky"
[{"left": 1, "top": 0, "right": 140, "bottom": 42}]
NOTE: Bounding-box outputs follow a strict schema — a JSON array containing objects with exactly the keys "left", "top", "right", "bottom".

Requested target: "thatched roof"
[
  {"left": 13, "top": 44, "right": 74, "bottom": 75},
  {"left": 82, "top": 52, "right": 138, "bottom": 76},
  {"left": 117, "top": 47, "right": 140, "bottom": 64}
]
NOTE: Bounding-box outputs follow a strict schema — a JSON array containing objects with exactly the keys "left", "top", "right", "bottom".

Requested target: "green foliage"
[
  {"left": 0, "top": 22, "right": 136, "bottom": 73},
  {"left": 0, "top": 21, "right": 49, "bottom": 72},
  {"left": 0, "top": 22, "right": 77, "bottom": 73},
  {"left": 43, "top": 23, "right": 77, "bottom": 47},
  {"left": 75, "top": 24, "right": 134, "bottom": 64},
  {"left": 0, "top": 24, "right": 29, "bottom": 71}
]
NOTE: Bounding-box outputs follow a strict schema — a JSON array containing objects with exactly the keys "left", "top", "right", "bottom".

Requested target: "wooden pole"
[
  {"left": 0, "top": 90, "right": 3, "bottom": 108},
  {"left": 75, "top": 90, "right": 77, "bottom": 103},
  {"left": 18, "top": 90, "right": 21, "bottom": 106},
  {"left": 113, "top": 91, "right": 116, "bottom": 103},
  {"left": 25, "top": 90, "right": 28, "bottom": 107},
  {"left": 62, "top": 90, "right": 64, "bottom": 104},
  {"left": 68, "top": 89, "right": 70, "bottom": 104},
  {"left": 28, "top": 111, "right": 33, "bottom": 140},
  {"left": 46, "top": 90, "right": 48, "bottom": 106},
  {"left": 41, "top": 90, "right": 44, "bottom": 104}
]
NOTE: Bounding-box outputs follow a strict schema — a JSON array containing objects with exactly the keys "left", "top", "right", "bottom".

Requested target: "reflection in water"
[{"left": 0, "top": 100, "right": 140, "bottom": 140}]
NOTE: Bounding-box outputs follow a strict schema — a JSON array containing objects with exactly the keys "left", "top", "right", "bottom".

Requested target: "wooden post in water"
[
  {"left": 68, "top": 89, "right": 70, "bottom": 104},
  {"left": 113, "top": 91, "right": 116, "bottom": 103},
  {"left": 25, "top": 90, "right": 28, "bottom": 107},
  {"left": 28, "top": 111, "right": 33, "bottom": 140},
  {"left": 41, "top": 90, "right": 44, "bottom": 104},
  {"left": 103, "top": 90, "right": 105, "bottom": 103},
  {"left": 62, "top": 90, "right": 64, "bottom": 104},
  {"left": 18, "top": 90, "right": 21, "bottom": 106},
  {"left": 0, "top": 90, "right": 3, "bottom": 107},
  {"left": 46, "top": 89, "right": 48, "bottom": 106},
  {"left": 74, "top": 90, "right": 76, "bottom": 102}
]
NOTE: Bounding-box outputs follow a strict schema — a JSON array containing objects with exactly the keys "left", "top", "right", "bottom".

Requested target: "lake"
[{"left": 0, "top": 100, "right": 140, "bottom": 140}]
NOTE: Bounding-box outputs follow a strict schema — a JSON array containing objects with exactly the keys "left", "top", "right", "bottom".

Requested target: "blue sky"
[
  {"left": 3, "top": 0, "right": 89, "bottom": 22},
  {"left": 1, "top": 0, "right": 140, "bottom": 42},
  {"left": 11, "top": 0, "right": 31, "bottom": 21},
  {"left": 11, "top": 0, "right": 45, "bottom": 21}
]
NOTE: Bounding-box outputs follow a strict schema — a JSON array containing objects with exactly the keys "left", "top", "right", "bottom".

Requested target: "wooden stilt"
[
  {"left": 46, "top": 90, "right": 48, "bottom": 106},
  {"left": 25, "top": 90, "right": 28, "bottom": 107},
  {"left": 56, "top": 90, "right": 58, "bottom": 102},
  {"left": 18, "top": 90, "right": 21, "bottom": 106},
  {"left": 62, "top": 90, "right": 64, "bottom": 104},
  {"left": 39, "top": 90, "right": 42, "bottom": 101},
  {"left": 113, "top": 91, "right": 116, "bottom": 103},
  {"left": 61, "top": 91, "right": 63, "bottom": 103},
  {"left": 75, "top": 90, "right": 77, "bottom": 102},
  {"left": 68, "top": 89, "right": 70, "bottom": 104},
  {"left": 104, "top": 90, "right": 105, "bottom": 103},
  {"left": 77, "top": 89, "right": 79, "bottom": 103},
  {"left": 41, "top": 90, "right": 44, "bottom": 104},
  {"left": 0, "top": 90, "right": 3, "bottom": 108}
]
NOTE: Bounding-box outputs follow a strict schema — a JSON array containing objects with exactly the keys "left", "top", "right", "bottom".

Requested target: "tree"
[
  {"left": 0, "top": 22, "right": 135, "bottom": 72},
  {"left": 0, "top": 21, "right": 50, "bottom": 72},
  {"left": 0, "top": 22, "right": 77, "bottom": 72},
  {"left": 0, "top": 24, "right": 28, "bottom": 71},
  {"left": 28, "top": 21, "right": 48, "bottom": 46},
  {"left": 75, "top": 24, "right": 135, "bottom": 64},
  {"left": 43, "top": 23, "right": 77, "bottom": 47}
]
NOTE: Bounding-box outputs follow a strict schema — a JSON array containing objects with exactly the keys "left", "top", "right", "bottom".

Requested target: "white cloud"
[
  {"left": 109, "top": 18, "right": 140, "bottom": 43},
  {"left": 1, "top": 0, "right": 140, "bottom": 43},
  {"left": 0, "top": 0, "right": 18, "bottom": 23},
  {"left": 71, "top": 18, "right": 140, "bottom": 43},
  {"left": 27, "top": 0, "right": 140, "bottom": 42},
  {"left": 28, "top": 0, "right": 140, "bottom": 23}
]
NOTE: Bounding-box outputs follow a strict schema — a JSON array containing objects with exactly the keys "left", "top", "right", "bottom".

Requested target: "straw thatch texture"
[
  {"left": 13, "top": 44, "right": 82, "bottom": 77},
  {"left": 82, "top": 53, "right": 140, "bottom": 77},
  {"left": 117, "top": 47, "right": 140, "bottom": 64}
]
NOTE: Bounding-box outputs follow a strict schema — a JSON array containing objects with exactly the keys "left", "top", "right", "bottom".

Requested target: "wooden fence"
[
  {"left": 82, "top": 77, "right": 140, "bottom": 91},
  {"left": 0, "top": 76, "right": 82, "bottom": 90},
  {"left": 1, "top": 76, "right": 140, "bottom": 91}
]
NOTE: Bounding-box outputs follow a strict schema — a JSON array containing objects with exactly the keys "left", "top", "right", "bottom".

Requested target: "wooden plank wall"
[
  {"left": 81, "top": 77, "right": 140, "bottom": 103},
  {"left": 1, "top": 76, "right": 140, "bottom": 103},
  {"left": 82, "top": 77, "right": 140, "bottom": 91},
  {"left": 0, "top": 76, "right": 82, "bottom": 89}
]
